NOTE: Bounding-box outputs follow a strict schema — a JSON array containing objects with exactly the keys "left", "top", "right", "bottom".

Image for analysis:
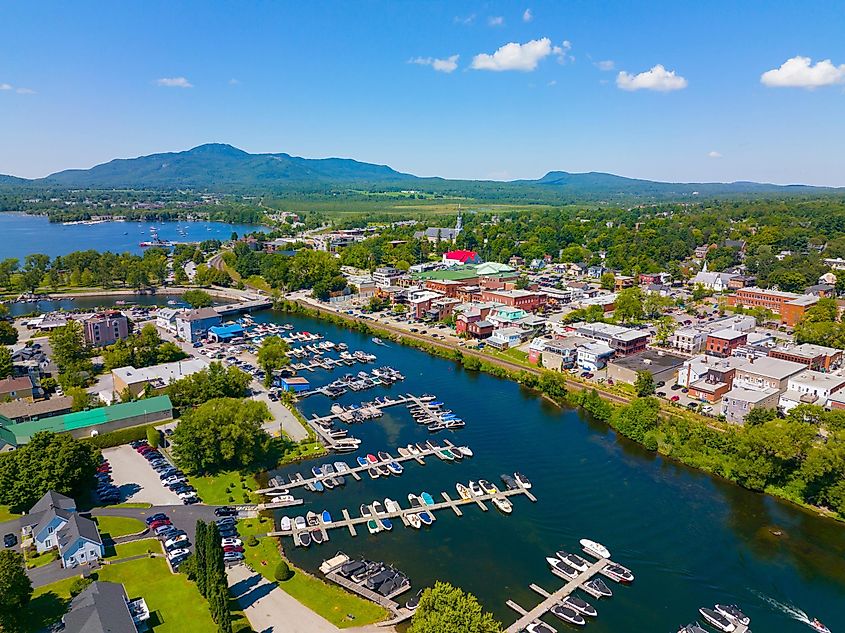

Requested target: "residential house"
[
  {"left": 732, "top": 356, "right": 806, "bottom": 393},
  {"left": 673, "top": 327, "right": 705, "bottom": 354},
  {"left": 83, "top": 311, "right": 129, "bottom": 347},
  {"left": 21, "top": 491, "right": 103, "bottom": 568},
  {"left": 155, "top": 307, "right": 180, "bottom": 333},
  {"left": 175, "top": 307, "right": 222, "bottom": 342},
  {"left": 576, "top": 342, "right": 615, "bottom": 371},
  {"left": 62, "top": 581, "right": 150, "bottom": 633},
  {"left": 679, "top": 355, "right": 744, "bottom": 402},
  {"left": 485, "top": 327, "right": 526, "bottom": 350},
  {"left": 638, "top": 272, "right": 671, "bottom": 285},
  {"left": 540, "top": 337, "right": 589, "bottom": 371},
  {"left": 779, "top": 370, "right": 845, "bottom": 412},
  {"left": 466, "top": 319, "right": 494, "bottom": 339},
  {"left": 0, "top": 376, "right": 35, "bottom": 401},
  {"left": 0, "top": 396, "right": 74, "bottom": 423},
  {"left": 614, "top": 275, "right": 636, "bottom": 291},
  {"left": 586, "top": 264, "right": 606, "bottom": 278},
  {"left": 509, "top": 256, "right": 525, "bottom": 268},
  {"left": 372, "top": 266, "right": 404, "bottom": 289},
  {"left": 723, "top": 386, "right": 781, "bottom": 424},
  {"left": 487, "top": 306, "right": 529, "bottom": 329}
]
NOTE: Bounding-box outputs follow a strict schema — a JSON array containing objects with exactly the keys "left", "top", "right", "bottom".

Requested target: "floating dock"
[{"left": 267, "top": 485, "right": 536, "bottom": 540}]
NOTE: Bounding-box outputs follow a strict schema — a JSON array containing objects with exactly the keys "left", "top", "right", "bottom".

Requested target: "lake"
[
  {"left": 18, "top": 298, "right": 845, "bottom": 632},
  {"left": 0, "top": 212, "right": 266, "bottom": 261}
]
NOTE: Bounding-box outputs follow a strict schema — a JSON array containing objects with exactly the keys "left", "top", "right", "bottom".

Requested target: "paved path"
[
  {"left": 227, "top": 564, "right": 395, "bottom": 633},
  {"left": 27, "top": 558, "right": 99, "bottom": 587},
  {"left": 91, "top": 504, "right": 220, "bottom": 545},
  {"left": 254, "top": 390, "right": 309, "bottom": 441}
]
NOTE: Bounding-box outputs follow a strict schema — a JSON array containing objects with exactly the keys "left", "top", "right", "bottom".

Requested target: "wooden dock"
[
  {"left": 504, "top": 557, "right": 612, "bottom": 633},
  {"left": 257, "top": 443, "right": 460, "bottom": 495},
  {"left": 268, "top": 485, "right": 536, "bottom": 540}
]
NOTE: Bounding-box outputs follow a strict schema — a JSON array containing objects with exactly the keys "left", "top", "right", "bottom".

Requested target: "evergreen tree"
[{"left": 195, "top": 521, "right": 207, "bottom": 597}]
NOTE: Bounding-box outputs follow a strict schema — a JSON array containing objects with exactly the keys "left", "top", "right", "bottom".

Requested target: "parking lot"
[{"left": 102, "top": 445, "right": 183, "bottom": 506}]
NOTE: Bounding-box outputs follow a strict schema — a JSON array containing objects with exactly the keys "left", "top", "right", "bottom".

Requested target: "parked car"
[
  {"left": 165, "top": 535, "right": 189, "bottom": 549},
  {"left": 4, "top": 533, "right": 17, "bottom": 548},
  {"left": 223, "top": 552, "right": 244, "bottom": 562},
  {"left": 182, "top": 496, "right": 200, "bottom": 505},
  {"left": 167, "top": 548, "right": 190, "bottom": 560},
  {"left": 214, "top": 506, "right": 237, "bottom": 517},
  {"left": 170, "top": 553, "right": 190, "bottom": 567},
  {"left": 221, "top": 537, "right": 242, "bottom": 547},
  {"left": 671, "top": 395, "right": 680, "bottom": 402},
  {"left": 145, "top": 513, "right": 168, "bottom": 525},
  {"left": 223, "top": 545, "right": 244, "bottom": 553},
  {"left": 215, "top": 517, "right": 236, "bottom": 526}
]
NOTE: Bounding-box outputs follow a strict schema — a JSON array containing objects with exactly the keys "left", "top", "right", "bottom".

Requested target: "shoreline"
[{"left": 282, "top": 295, "right": 844, "bottom": 527}]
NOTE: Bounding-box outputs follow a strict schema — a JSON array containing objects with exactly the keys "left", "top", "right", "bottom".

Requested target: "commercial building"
[
  {"left": 480, "top": 288, "right": 547, "bottom": 312},
  {"left": 175, "top": 307, "right": 222, "bottom": 342},
  {"left": 576, "top": 342, "right": 615, "bottom": 372},
  {"left": 207, "top": 323, "right": 245, "bottom": 343},
  {"left": 155, "top": 307, "right": 180, "bottom": 333},
  {"left": 280, "top": 376, "right": 310, "bottom": 392},
  {"left": 723, "top": 386, "right": 781, "bottom": 424},
  {"left": 63, "top": 581, "right": 150, "bottom": 633},
  {"left": 443, "top": 250, "right": 481, "bottom": 266},
  {"left": 672, "top": 315, "right": 756, "bottom": 354},
  {"left": 768, "top": 343, "right": 842, "bottom": 372},
  {"left": 83, "top": 311, "right": 130, "bottom": 347},
  {"left": 373, "top": 266, "right": 405, "bottom": 289},
  {"left": 0, "top": 395, "right": 74, "bottom": 423},
  {"left": 779, "top": 370, "right": 845, "bottom": 412},
  {"left": 112, "top": 358, "right": 208, "bottom": 397},
  {"left": 606, "top": 350, "right": 686, "bottom": 386},
  {"left": 705, "top": 328, "right": 748, "bottom": 357},
  {"left": 539, "top": 337, "right": 589, "bottom": 371},
  {"left": 726, "top": 287, "right": 819, "bottom": 327},
  {"left": 572, "top": 322, "right": 649, "bottom": 356},
  {"left": 679, "top": 355, "right": 745, "bottom": 402},
  {"left": 732, "top": 356, "right": 806, "bottom": 394}
]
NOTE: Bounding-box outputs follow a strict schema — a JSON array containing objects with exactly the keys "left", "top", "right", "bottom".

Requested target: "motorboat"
[
  {"left": 322, "top": 464, "right": 336, "bottom": 476},
  {"left": 306, "top": 511, "right": 319, "bottom": 527},
  {"left": 556, "top": 552, "right": 589, "bottom": 572},
  {"left": 387, "top": 461, "right": 404, "bottom": 475},
  {"left": 500, "top": 474, "right": 517, "bottom": 490},
  {"left": 446, "top": 447, "right": 462, "bottom": 460},
  {"left": 322, "top": 477, "right": 335, "bottom": 490},
  {"left": 514, "top": 472, "right": 532, "bottom": 489},
  {"left": 339, "top": 559, "right": 367, "bottom": 578},
  {"left": 270, "top": 494, "right": 295, "bottom": 504},
  {"left": 810, "top": 619, "right": 831, "bottom": 633},
  {"left": 320, "top": 510, "right": 332, "bottom": 524},
  {"left": 311, "top": 466, "right": 324, "bottom": 478},
  {"left": 414, "top": 442, "right": 428, "bottom": 454},
  {"left": 580, "top": 538, "right": 611, "bottom": 559},
  {"left": 407, "top": 513, "right": 421, "bottom": 528},
  {"left": 439, "top": 449, "right": 456, "bottom": 461},
  {"left": 360, "top": 504, "right": 372, "bottom": 518},
  {"left": 418, "top": 511, "right": 434, "bottom": 525},
  {"left": 335, "top": 475, "right": 346, "bottom": 486},
  {"left": 714, "top": 605, "right": 750, "bottom": 627},
  {"left": 456, "top": 483, "right": 472, "bottom": 500},
  {"left": 372, "top": 500, "right": 386, "bottom": 515},
  {"left": 294, "top": 516, "right": 306, "bottom": 530},
  {"left": 550, "top": 603, "right": 586, "bottom": 626},
  {"left": 384, "top": 498, "right": 401, "bottom": 513},
  {"left": 677, "top": 623, "right": 709, "bottom": 633},
  {"left": 479, "top": 479, "right": 499, "bottom": 495},
  {"left": 525, "top": 622, "right": 556, "bottom": 633},
  {"left": 368, "top": 467, "right": 380, "bottom": 479},
  {"left": 458, "top": 446, "right": 473, "bottom": 457},
  {"left": 407, "top": 444, "right": 421, "bottom": 456},
  {"left": 379, "top": 517, "right": 393, "bottom": 531},
  {"left": 562, "top": 596, "right": 597, "bottom": 617},
  {"left": 469, "top": 481, "right": 485, "bottom": 497},
  {"left": 313, "top": 480, "right": 324, "bottom": 492},
  {"left": 397, "top": 446, "right": 410, "bottom": 458},
  {"left": 420, "top": 492, "right": 435, "bottom": 506},
  {"left": 427, "top": 422, "right": 446, "bottom": 433},
  {"left": 356, "top": 456, "right": 369, "bottom": 468},
  {"left": 377, "top": 451, "right": 392, "bottom": 462},
  {"left": 546, "top": 557, "right": 579, "bottom": 579},
  {"left": 333, "top": 461, "right": 349, "bottom": 473},
  {"left": 425, "top": 440, "right": 441, "bottom": 451},
  {"left": 407, "top": 493, "right": 423, "bottom": 508},
  {"left": 366, "top": 454, "right": 378, "bottom": 464},
  {"left": 367, "top": 519, "right": 380, "bottom": 534},
  {"left": 585, "top": 578, "right": 612, "bottom": 597},
  {"left": 698, "top": 608, "right": 735, "bottom": 632},
  {"left": 603, "top": 563, "right": 634, "bottom": 583},
  {"left": 299, "top": 531, "right": 312, "bottom": 547},
  {"left": 492, "top": 496, "right": 512, "bottom": 514},
  {"left": 311, "top": 529, "right": 324, "bottom": 545},
  {"left": 280, "top": 516, "right": 292, "bottom": 531},
  {"left": 377, "top": 464, "right": 391, "bottom": 477},
  {"left": 405, "top": 589, "right": 424, "bottom": 611}
]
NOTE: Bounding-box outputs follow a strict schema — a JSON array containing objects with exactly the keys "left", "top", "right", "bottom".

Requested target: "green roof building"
[{"left": 0, "top": 395, "right": 173, "bottom": 446}]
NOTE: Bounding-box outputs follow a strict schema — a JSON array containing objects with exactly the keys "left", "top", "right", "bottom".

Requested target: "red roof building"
[{"left": 443, "top": 250, "right": 481, "bottom": 265}]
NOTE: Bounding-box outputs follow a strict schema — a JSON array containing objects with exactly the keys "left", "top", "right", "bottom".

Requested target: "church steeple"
[{"left": 455, "top": 207, "right": 463, "bottom": 233}]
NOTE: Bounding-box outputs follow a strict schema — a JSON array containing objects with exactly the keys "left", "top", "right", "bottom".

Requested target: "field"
[
  {"left": 188, "top": 470, "right": 259, "bottom": 506},
  {"left": 95, "top": 515, "right": 147, "bottom": 539}
]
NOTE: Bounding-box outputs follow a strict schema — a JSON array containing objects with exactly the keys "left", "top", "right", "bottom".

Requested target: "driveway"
[
  {"left": 92, "top": 504, "right": 220, "bottom": 545},
  {"left": 227, "top": 564, "right": 394, "bottom": 633},
  {"left": 103, "top": 445, "right": 182, "bottom": 506},
  {"left": 254, "top": 391, "right": 309, "bottom": 441}
]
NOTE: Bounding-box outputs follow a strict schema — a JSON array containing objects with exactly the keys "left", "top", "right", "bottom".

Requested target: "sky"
[{"left": 1, "top": 1, "right": 845, "bottom": 185}]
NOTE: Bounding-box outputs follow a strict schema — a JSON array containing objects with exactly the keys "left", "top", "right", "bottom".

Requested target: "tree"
[
  {"left": 274, "top": 560, "right": 293, "bottom": 581},
  {"left": 408, "top": 582, "right": 501, "bottom": 633},
  {"left": 66, "top": 386, "right": 90, "bottom": 412},
  {"left": 0, "top": 431, "right": 99, "bottom": 512},
  {"left": 615, "top": 287, "right": 644, "bottom": 323},
  {"left": 0, "top": 550, "right": 33, "bottom": 632},
  {"left": 172, "top": 398, "right": 271, "bottom": 474},
  {"left": 166, "top": 362, "right": 251, "bottom": 411},
  {"left": 195, "top": 521, "right": 208, "bottom": 597},
  {"left": 256, "top": 336, "right": 290, "bottom": 386},
  {"left": 634, "top": 370, "right": 656, "bottom": 397},
  {"left": 0, "top": 346, "right": 12, "bottom": 379},
  {"left": 183, "top": 289, "right": 213, "bottom": 308},
  {"left": 600, "top": 272, "right": 616, "bottom": 290},
  {"left": 0, "top": 322, "right": 18, "bottom": 345},
  {"left": 49, "top": 321, "right": 92, "bottom": 386}
]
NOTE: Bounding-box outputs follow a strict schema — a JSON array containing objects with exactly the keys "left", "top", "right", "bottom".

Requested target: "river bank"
[{"left": 278, "top": 296, "right": 845, "bottom": 526}]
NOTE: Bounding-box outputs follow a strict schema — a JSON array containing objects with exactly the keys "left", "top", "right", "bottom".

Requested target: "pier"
[
  {"left": 504, "top": 557, "right": 614, "bottom": 633},
  {"left": 256, "top": 443, "right": 471, "bottom": 496},
  {"left": 267, "top": 486, "right": 536, "bottom": 540}
]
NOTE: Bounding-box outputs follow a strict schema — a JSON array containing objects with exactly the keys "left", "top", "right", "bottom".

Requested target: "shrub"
[
  {"left": 274, "top": 560, "right": 293, "bottom": 581},
  {"left": 84, "top": 423, "right": 162, "bottom": 449},
  {"left": 69, "top": 576, "right": 94, "bottom": 597},
  {"left": 146, "top": 427, "right": 160, "bottom": 449},
  {"left": 246, "top": 534, "right": 258, "bottom": 547},
  {"left": 228, "top": 496, "right": 235, "bottom": 503}
]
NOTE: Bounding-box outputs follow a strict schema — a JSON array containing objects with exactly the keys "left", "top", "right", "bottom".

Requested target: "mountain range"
[{"left": 0, "top": 143, "right": 839, "bottom": 201}]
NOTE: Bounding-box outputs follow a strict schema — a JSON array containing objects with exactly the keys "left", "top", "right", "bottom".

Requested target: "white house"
[
  {"left": 156, "top": 308, "right": 180, "bottom": 333},
  {"left": 576, "top": 341, "right": 615, "bottom": 371},
  {"left": 690, "top": 271, "right": 738, "bottom": 292},
  {"left": 21, "top": 491, "right": 104, "bottom": 568},
  {"left": 779, "top": 370, "right": 845, "bottom": 412},
  {"left": 487, "top": 327, "right": 527, "bottom": 350}
]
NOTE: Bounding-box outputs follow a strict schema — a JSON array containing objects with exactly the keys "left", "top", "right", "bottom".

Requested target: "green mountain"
[
  {"left": 38, "top": 143, "right": 414, "bottom": 188},
  {"left": 0, "top": 144, "right": 839, "bottom": 201}
]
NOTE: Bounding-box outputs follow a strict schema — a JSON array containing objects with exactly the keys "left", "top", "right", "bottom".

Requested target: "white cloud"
[
  {"left": 488, "top": 15, "right": 504, "bottom": 26},
  {"left": 555, "top": 40, "right": 574, "bottom": 64},
  {"left": 409, "top": 55, "right": 460, "bottom": 73},
  {"left": 616, "top": 64, "right": 687, "bottom": 91},
  {"left": 454, "top": 14, "right": 475, "bottom": 25},
  {"left": 547, "top": 80, "right": 557, "bottom": 87},
  {"left": 228, "top": 78, "right": 240, "bottom": 85},
  {"left": 0, "top": 83, "right": 12, "bottom": 90},
  {"left": 760, "top": 55, "right": 845, "bottom": 89},
  {"left": 156, "top": 77, "right": 193, "bottom": 88},
  {"left": 523, "top": 8, "right": 533, "bottom": 22},
  {"left": 15, "top": 87, "right": 35, "bottom": 94},
  {"left": 707, "top": 151, "right": 723, "bottom": 159},
  {"left": 595, "top": 60, "right": 615, "bottom": 71},
  {"left": 472, "top": 37, "right": 570, "bottom": 72}
]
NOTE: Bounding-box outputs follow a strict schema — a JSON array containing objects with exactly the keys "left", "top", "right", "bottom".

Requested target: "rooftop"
[
  {"left": 63, "top": 581, "right": 138, "bottom": 633},
  {"left": 725, "top": 385, "right": 780, "bottom": 403},
  {"left": 112, "top": 358, "right": 208, "bottom": 386},
  {"left": 773, "top": 343, "right": 841, "bottom": 359},
  {"left": 178, "top": 307, "right": 220, "bottom": 322},
  {"left": 737, "top": 356, "right": 806, "bottom": 380},
  {"left": 609, "top": 349, "right": 686, "bottom": 372},
  {"left": 788, "top": 370, "right": 845, "bottom": 390},
  {"left": 708, "top": 328, "right": 747, "bottom": 341}
]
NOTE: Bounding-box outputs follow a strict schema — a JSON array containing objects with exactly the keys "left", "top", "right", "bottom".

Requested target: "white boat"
[
  {"left": 384, "top": 498, "right": 401, "bottom": 513},
  {"left": 456, "top": 483, "right": 472, "bottom": 500},
  {"left": 270, "top": 494, "right": 295, "bottom": 504},
  {"left": 458, "top": 446, "right": 473, "bottom": 457},
  {"left": 714, "top": 605, "right": 750, "bottom": 627},
  {"left": 468, "top": 481, "right": 485, "bottom": 497},
  {"left": 698, "top": 608, "right": 735, "bottom": 632},
  {"left": 492, "top": 497, "right": 513, "bottom": 514},
  {"left": 406, "top": 513, "right": 422, "bottom": 529},
  {"left": 514, "top": 472, "right": 532, "bottom": 489},
  {"left": 580, "top": 538, "right": 611, "bottom": 559},
  {"left": 280, "top": 516, "right": 292, "bottom": 531}
]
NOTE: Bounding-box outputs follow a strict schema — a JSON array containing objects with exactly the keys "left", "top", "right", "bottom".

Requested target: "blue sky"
[{"left": 1, "top": 1, "right": 844, "bottom": 185}]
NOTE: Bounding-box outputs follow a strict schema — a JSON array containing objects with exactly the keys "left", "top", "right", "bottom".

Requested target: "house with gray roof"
[
  {"left": 21, "top": 490, "right": 103, "bottom": 567},
  {"left": 63, "top": 581, "right": 149, "bottom": 633}
]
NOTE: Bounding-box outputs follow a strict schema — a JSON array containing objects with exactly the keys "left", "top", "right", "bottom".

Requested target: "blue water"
[{"left": 0, "top": 213, "right": 266, "bottom": 260}]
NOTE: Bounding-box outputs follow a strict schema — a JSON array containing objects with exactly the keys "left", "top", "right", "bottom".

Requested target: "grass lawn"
[
  {"left": 98, "top": 556, "right": 216, "bottom": 633},
  {"left": 238, "top": 517, "right": 388, "bottom": 628},
  {"left": 188, "top": 470, "right": 259, "bottom": 506},
  {"left": 95, "top": 515, "right": 147, "bottom": 539},
  {"left": 24, "top": 575, "right": 80, "bottom": 632},
  {"left": 110, "top": 502, "right": 152, "bottom": 509},
  {"left": 107, "top": 538, "right": 162, "bottom": 560},
  {"left": 25, "top": 550, "right": 59, "bottom": 569},
  {"left": 0, "top": 504, "right": 21, "bottom": 522}
]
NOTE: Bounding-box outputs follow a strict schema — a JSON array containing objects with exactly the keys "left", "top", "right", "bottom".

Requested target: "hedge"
[{"left": 83, "top": 423, "right": 161, "bottom": 449}]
